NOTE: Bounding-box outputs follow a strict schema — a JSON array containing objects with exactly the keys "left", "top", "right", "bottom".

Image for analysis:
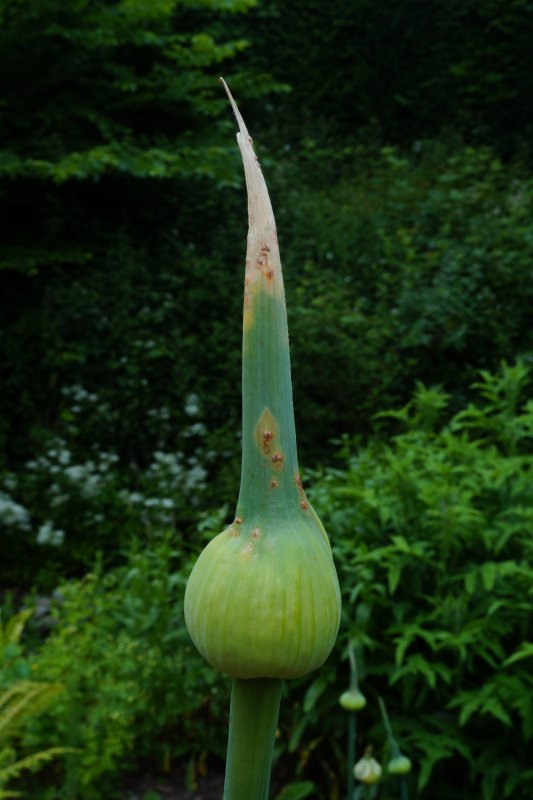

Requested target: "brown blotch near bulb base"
[{"left": 295, "top": 471, "right": 309, "bottom": 511}]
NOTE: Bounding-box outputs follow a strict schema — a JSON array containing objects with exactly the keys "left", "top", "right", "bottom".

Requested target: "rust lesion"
[
  {"left": 271, "top": 452, "right": 284, "bottom": 471},
  {"left": 270, "top": 479, "right": 278, "bottom": 489},
  {"left": 262, "top": 430, "right": 274, "bottom": 452},
  {"left": 295, "top": 471, "right": 309, "bottom": 512},
  {"left": 254, "top": 407, "right": 278, "bottom": 454},
  {"left": 255, "top": 244, "right": 276, "bottom": 283}
]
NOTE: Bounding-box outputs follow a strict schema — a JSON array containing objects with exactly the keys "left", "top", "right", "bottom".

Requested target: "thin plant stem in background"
[
  {"left": 340, "top": 642, "right": 366, "bottom": 800},
  {"left": 347, "top": 712, "right": 357, "bottom": 800},
  {"left": 378, "top": 696, "right": 412, "bottom": 798},
  {"left": 377, "top": 696, "right": 395, "bottom": 747}
]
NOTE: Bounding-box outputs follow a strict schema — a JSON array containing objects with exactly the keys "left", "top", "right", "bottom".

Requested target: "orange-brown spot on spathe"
[
  {"left": 295, "top": 471, "right": 308, "bottom": 509},
  {"left": 251, "top": 528, "right": 260, "bottom": 539},
  {"left": 254, "top": 408, "right": 278, "bottom": 454},
  {"left": 228, "top": 526, "right": 240, "bottom": 538},
  {"left": 235, "top": 517, "right": 243, "bottom": 524},
  {"left": 271, "top": 452, "right": 284, "bottom": 471},
  {"left": 262, "top": 430, "right": 273, "bottom": 453},
  {"left": 253, "top": 244, "right": 276, "bottom": 283},
  {"left": 270, "top": 479, "right": 278, "bottom": 489}
]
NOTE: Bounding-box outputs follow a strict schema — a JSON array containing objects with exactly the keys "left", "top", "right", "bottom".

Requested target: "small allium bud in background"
[
  {"left": 387, "top": 754, "right": 412, "bottom": 775},
  {"left": 354, "top": 748, "right": 382, "bottom": 785},
  {"left": 339, "top": 688, "right": 367, "bottom": 711}
]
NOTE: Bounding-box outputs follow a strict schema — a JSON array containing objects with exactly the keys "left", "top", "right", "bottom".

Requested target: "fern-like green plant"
[
  {"left": 0, "top": 612, "right": 72, "bottom": 797},
  {"left": 0, "top": 611, "right": 32, "bottom": 651}
]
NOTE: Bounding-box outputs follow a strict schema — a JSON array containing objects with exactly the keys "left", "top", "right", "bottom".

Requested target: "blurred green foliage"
[
  {"left": 300, "top": 360, "right": 533, "bottom": 800},
  {"left": 1, "top": 2, "right": 533, "bottom": 797},
  {"left": 3, "top": 141, "right": 532, "bottom": 586},
  {"left": 12, "top": 541, "right": 228, "bottom": 799},
  {"left": 278, "top": 143, "right": 533, "bottom": 456},
  {"left": 243, "top": 0, "right": 533, "bottom": 153},
  {"left": 2, "top": 364, "right": 532, "bottom": 799}
]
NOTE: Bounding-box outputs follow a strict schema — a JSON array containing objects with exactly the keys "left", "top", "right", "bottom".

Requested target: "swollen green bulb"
[
  {"left": 339, "top": 688, "right": 367, "bottom": 711},
  {"left": 354, "top": 752, "right": 382, "bottom": 785},
  {"left": 184, "top": 511, "right": 341, "bottom": 679},
  {"left": 387, "top": 754, "right": 412, "bottom": 775}
]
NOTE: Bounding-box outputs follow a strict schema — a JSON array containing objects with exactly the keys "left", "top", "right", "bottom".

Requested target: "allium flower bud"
[
  {"left": 339, "top": 688, "right": 367, "bottom": 711},
  {"left": 387, "top": 754, "right": 412, "bottom": 775},
  {"left": 354, "top": 751, "right": 382, "bottom": 785}
]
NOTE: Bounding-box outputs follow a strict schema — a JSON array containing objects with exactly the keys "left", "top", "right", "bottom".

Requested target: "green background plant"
[
  {"left": 1, "top": 365, "right": 531, "bottom": 798},
  {"left": 1, "top": 0, "right": 532, "bottom": 796}
]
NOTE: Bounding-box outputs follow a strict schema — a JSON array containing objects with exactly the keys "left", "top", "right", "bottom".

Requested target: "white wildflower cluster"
[
  {"left": 184, "top": 393, "right": 200, "bottom": 417},
  {"left": 147, "top": 451, "right": 207, "bottom": 496},
  {"left": 116, "top": 448, "right": 209, "bottom": 527},
  {"left": 147, "top": 406, "right": 171, "bottom": 421},
  {"left": 184, "top": 460, "right": 208, "bottom": 493},
  {"left": 184, "top": 422, "right": 207, "bottom": 437},
  {"left": 36, "top": 521, "right": 65, "bottom": 547},
  {"left": 0, "top": 491, "right": 31, "bottom": 531},
  {"left": 61, "top": 384, "right": 98, "bottom": 403},
  {"left": 120, "top": 487, "right": 176, "bottom": 527},
  {"left": 61, "top": 384, "right": 98, "bottom": 414},
  {"left": 25, "top": 440, "right": 119, "bottom": 501}
]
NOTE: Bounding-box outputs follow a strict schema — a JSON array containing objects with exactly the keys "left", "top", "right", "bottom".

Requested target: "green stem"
[
  {"left": 347, "top": 712, "right": 357, "bottom": 800},
  {"left": 377, "top": 696, "right": 398, "bottom": 753},
  {"left": 348, "top": 640, "right": 358, "bottom": 692},
  {"left": 400, "top": 776, "right": 409, "bottom": 800},
  {"left": 224, "top": 678, "right": 283, "bottom": 800}
]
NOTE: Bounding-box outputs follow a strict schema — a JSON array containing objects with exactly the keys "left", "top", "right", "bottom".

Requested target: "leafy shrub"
[
  {"left": 287, "top": 360, "right": 533, "bottom": 799},
  {"left": 9, "top": 362, "right": 531, "bottom": 800},
  {"left": 18, "top": 540, "right": 228, "bottom": 800},
  {"left": 0, "top": 681, "right": 69, "bottom": 799},
  {"left": 278, "top": 143, "right": 533, "bottom": 457},
  {"left": 0, "top": 387, "right": 224, "bottom": 587},
  {"left": 4, "top": 139, "right": 532, "bottom": 589},
  {"left": 0, "top": 612, "right": 71, "bottom": 798}
]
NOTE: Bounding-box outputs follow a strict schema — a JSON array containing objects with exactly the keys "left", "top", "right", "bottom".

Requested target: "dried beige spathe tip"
[{"left": 219, "top": 77, "right": 280, "bottom": 283}]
